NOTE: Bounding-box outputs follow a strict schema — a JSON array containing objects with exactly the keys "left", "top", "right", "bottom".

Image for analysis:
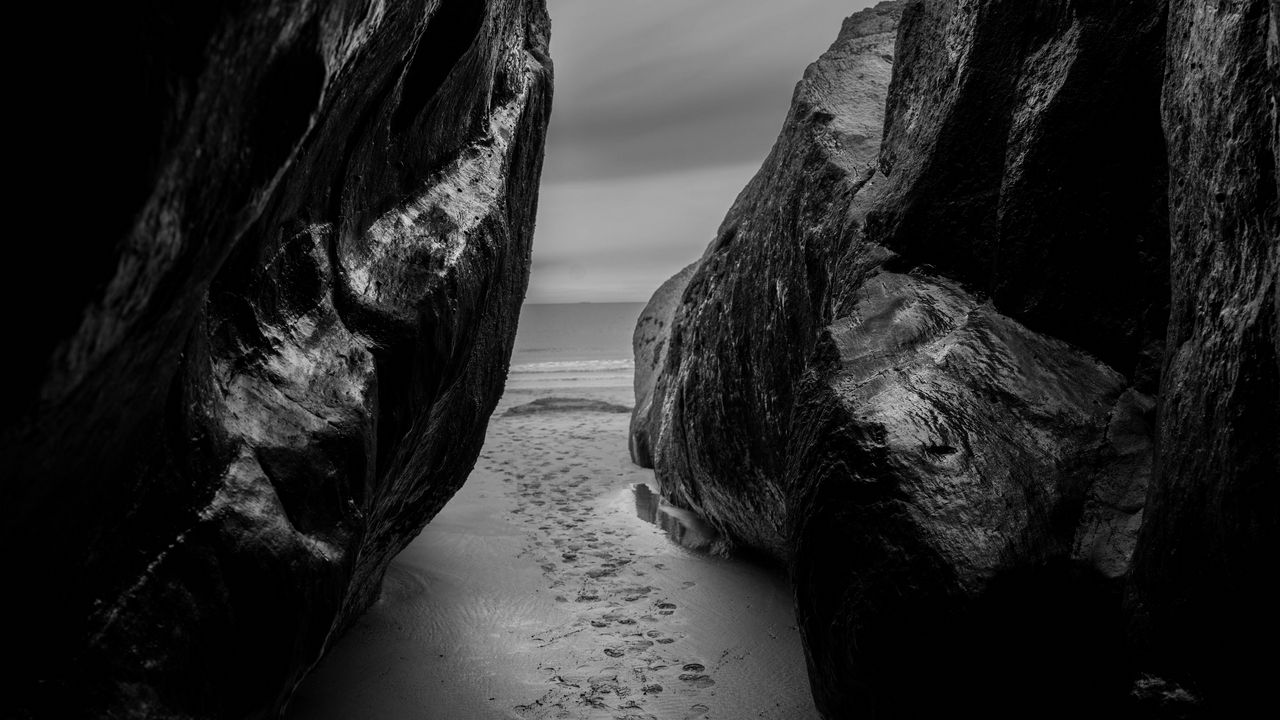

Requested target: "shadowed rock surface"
[
  {"left": 793, "top": 2, "right": 1171, "bottom": 715},
  {"left": 790, "top": 272, "right": 1146, "bottom": 717},
  {"left": 866, "top": 0, "right": 1170, "bottom": 387},
  {"left": 1129, "top": 0, "right": 1278, "bottom": 710},
  {"left": 1, "top": 2, "right": 552, "bottom": 718},
  {"left": 632, "top": 0, "right": 1275, "bottom": 716}
]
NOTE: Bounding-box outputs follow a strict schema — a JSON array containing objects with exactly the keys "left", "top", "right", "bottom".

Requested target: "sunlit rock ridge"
[
  {"left": 1, "top": 1, "right": 552, "bottom": 718},
  {"left": 632, "top": 0, "right": 1277, "bottom": 717}
]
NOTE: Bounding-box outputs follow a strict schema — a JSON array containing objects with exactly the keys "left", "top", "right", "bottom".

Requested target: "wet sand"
[{"left": 286, "top": 369, "right": 817, "bottom": 720}]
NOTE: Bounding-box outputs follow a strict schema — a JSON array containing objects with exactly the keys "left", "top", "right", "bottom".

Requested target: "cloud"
[
  {"left": 544, "top": 0, "right": 875, "bottom": 179},
  {"left": 527, "top": 163, "right": 760, "bottom": 303},
  {"left": 530, "top": 0, "right": 877, "bottom": 302}
]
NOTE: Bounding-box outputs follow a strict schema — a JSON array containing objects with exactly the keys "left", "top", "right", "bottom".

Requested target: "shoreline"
[{"left": 286, "top": 374, "right": 817, "bottom": 720}]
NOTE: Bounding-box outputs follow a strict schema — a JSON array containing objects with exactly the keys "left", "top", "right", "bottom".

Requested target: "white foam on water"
[{"left": 509, "top": 358, "right": 635, "bottom": 374}]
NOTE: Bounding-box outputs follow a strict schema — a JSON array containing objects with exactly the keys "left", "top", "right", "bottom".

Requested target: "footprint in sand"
[
  {"left": 677, "top": 663, "right": 716, "bottom": 688},
  {"left": 621, "top": 586, "right": 652, "bottom": 602},
  {"left": 646, "top": 630, "right": 677, "bottom": 645},
  {"left": 679, "top": 673, "right": 716, "bottom": 689}
]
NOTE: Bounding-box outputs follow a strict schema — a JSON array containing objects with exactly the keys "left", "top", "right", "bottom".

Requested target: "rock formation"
[
  {"left": 1128, "top": 0, "right": 1278, "bottom": 709},
  {"left": 866, "top": 0, "right": 1171, "bottom": 387},
  {"left": 1, "top": 2, "right": 552, "bottom": 718},
  {"left": 630, "top": 262, "right": 698, "bottom": 468},
  {"left": 789, "top": 273, "right": 1150, "bottom": 717},
  {"left": 646, "top": 2, "right": 905, "bottom": 560},
  {"left": 632, "top": 0, "right": 1276, "bottom": 716}
]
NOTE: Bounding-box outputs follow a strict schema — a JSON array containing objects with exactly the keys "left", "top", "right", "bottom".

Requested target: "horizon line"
[{"left": 522, "top": 299, "right": 649, "bottom": 305}]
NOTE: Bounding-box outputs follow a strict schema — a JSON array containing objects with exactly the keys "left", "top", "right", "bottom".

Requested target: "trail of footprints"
[{"left": 483, "top": 413, "right": 717, "bottom": 720}]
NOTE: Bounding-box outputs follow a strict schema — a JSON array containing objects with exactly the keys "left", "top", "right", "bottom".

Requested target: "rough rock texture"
[
  {"left": 0, "top": 2, "right": 552, "bottom": 718},
  {"left": 1128, "top": 0, "right": 1279, "bottom": 710},
  {"left": 866, "top": 0, "right": 1170, "bottom": 387},
  {"left": 788, "top": 3, "right": 1171, "bottom": 714},
  {"left": 630, "top": 0, "right": 1275, "bottom": 716},
  {"left": 790, "top": 272, "right": 1148, "bottom": 717},
  {"left": 630, "top": 262, "right": 698, "bottom": 468},
  {"left": 647, "top": 2, "right": 905, "bottom": 559}
]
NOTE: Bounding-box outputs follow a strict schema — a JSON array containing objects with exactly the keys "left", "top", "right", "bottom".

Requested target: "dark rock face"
[
  {"left": 1129, "top": 0, "right": 1278, "bottom": 709},
  {"left": 1, "top": 2, "right": 552, "bottom": 718},
  {"left": 868, "top": 0, "right": 1170, "bottom": 386},
  {"left": 789, "top": 4, "right": 1171, "bottom": 713},
  {"left": 790, "top": 272, "right": 1146, "bottom": 717},
  {"left": 630, "top": 262, "right": 698, "bottom": 468},
  {"left": 647, "top": 2, "right": 905, "bottom": 560},
  {"left": 633, "top": 0, "right": 1275, "bottom": 716}
]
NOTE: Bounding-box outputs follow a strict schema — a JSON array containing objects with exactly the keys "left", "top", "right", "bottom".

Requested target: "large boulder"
[
  {"left": 789, "top": 272, "right": 1149, "bottom": 717},
  {"left": 866, "top": 0, "right": 1170, "bottom": 386},
  {"left": 1128, "top": 0, "right": 1279, "bottom": 710},
  {"left": 787, "top": 3, "right": 1170, "bottom": 714},
  {"left": 647, "top": 1, "right": 905, "bottom": 560},
  {"left": 630, "top": 261, "right": 698, "bottom": 468},
  {"left": 0, "top": 2, "right": 552, "bottom": 718},
  {"left": 637, "top": 0, "right": 1278, "bottom": 714}
]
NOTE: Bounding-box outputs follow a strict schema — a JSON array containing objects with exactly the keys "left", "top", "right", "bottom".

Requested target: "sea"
[{"left": 507, "top": 302, "right": 645, "bottom": 396}]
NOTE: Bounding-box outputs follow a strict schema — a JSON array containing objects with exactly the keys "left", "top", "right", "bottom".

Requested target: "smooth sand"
[{"left": 286, "top": 369, "right": 818, "bottom": 720}]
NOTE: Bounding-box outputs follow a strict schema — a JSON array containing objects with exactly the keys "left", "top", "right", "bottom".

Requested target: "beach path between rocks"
[{"left": 286, "top": 373, "right": 818, "bottom": 720}]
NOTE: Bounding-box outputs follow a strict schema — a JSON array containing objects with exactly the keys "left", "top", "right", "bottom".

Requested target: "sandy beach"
[{"left": 286, "top": 366, "right": 818, "bottom": 720}]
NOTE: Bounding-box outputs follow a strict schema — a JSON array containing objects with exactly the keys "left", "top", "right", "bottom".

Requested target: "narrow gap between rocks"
[{"left": 288, "top": 304, "right": 817, "bottom": 719}]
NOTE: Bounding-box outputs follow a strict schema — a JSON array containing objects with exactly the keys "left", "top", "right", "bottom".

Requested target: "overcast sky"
[{"left": 528, "top": 0, "right": 877, "bottom": 303}]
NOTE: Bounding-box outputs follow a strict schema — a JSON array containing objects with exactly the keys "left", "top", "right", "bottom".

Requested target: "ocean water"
[
  {"left": 506, "top": 302, "right": 646, "bottom": 398},
  {"left": 510, "top": 302, "right": 645, "bottom": 371}
]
